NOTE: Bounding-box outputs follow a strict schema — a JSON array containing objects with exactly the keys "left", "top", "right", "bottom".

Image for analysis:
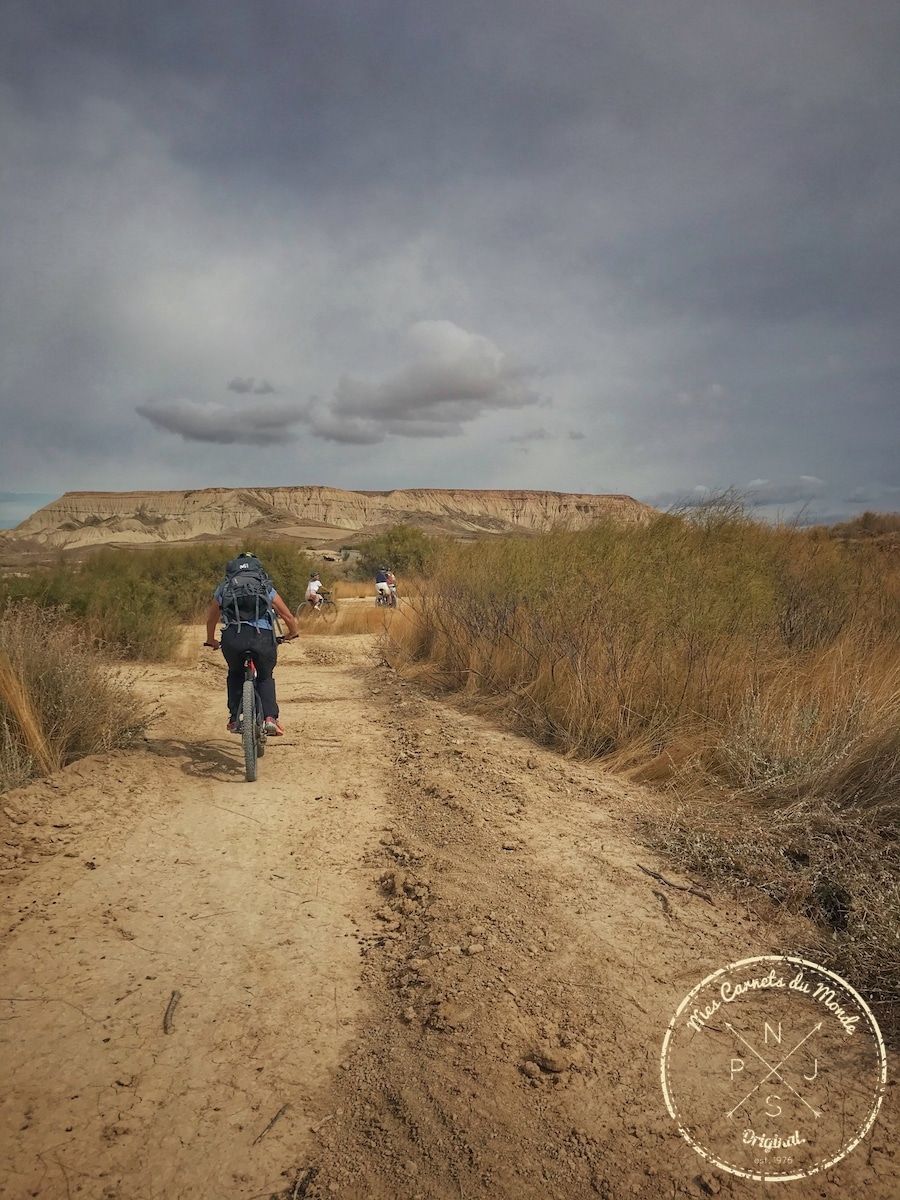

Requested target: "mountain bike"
[
  {"left": 298, "top": 595, "right": 338, "bottom": 625},
  {"left": 205, "top": 635, "right": 290, "bottom": 782}
]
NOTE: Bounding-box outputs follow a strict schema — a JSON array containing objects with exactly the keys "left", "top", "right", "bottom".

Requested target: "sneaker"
[
  {"left": 227, "top": 717, "right": 240, "bottom": 734},
  {"left": 264, "top": 716, "right": 284, "bottom": 736}
]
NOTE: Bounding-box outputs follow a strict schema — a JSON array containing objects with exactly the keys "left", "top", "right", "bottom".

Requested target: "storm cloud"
[
  {"left": 227, "top": 377, "right": 276, "bottom": 396},
  {"left": 307, "top": 321, "right": 542, "bottom": 444},
  {"left": 135, "top": 396, "right": 308, "bottom": 447},
  {"left": 137, "top": 322, "right": 541, "bottom": 447},
  {"left": 2, "top": 0, "right": 898, "bottom": 518}
]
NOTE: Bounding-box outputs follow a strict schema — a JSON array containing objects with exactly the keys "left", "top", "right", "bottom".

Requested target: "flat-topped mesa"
[{"left": 8, "top": 486, "right": 657, "bottom": 549}]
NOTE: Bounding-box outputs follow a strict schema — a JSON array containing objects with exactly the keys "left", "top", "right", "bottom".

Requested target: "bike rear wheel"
[{"left": 241, "top": 678, "right": 258, "bottom": 782}]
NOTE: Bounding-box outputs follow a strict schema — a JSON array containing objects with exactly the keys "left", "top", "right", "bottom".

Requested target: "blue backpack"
[{"left": 218, "top": 555, "right": 274, "bottom": 630}]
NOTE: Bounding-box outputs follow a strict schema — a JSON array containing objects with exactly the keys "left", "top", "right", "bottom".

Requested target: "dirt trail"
[{"left": 1, "top": 629, "right": 897, "bottom": 1199}]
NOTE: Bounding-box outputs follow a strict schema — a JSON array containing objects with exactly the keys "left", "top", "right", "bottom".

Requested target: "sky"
[{"left": 1, "top": 0, "right": 898, "bottom": 528}]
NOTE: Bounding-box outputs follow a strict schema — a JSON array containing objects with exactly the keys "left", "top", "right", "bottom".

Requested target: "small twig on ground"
[
  {"left": 637, "top": 863, "right": 714, "bottom": 904},
  {"left": 288, "top": 1166, "right": 320, "bottom": 1199},
  {"left": 310, "top": 1111, "right": 338, "bottom": 1133},
  {"left": 54, "top": 1153, "right": 72, "bottom": 1200},
  {"left": 209, "top": 803, "right": 263, "bottom": 824},
  {"left": 252, "top": 1102, "right": 290, "bottom": 1146},
  {"left": 163, "top": 990, "right": 181, "bottom": 1034}
]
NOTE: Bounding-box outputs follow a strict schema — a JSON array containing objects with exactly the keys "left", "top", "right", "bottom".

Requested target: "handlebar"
[{"left": 203, "top": 634, "right": 298, "bottom": 648}]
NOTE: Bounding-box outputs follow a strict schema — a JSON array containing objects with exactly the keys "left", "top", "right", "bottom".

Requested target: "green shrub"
[
  {"left": 354, "top": 524, "right": 437, "bottom": 578},
  {"left": 0, "top": 541, "right": 313, "bottom": 659}
]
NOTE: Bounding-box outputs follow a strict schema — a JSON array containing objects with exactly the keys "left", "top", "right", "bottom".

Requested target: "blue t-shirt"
[{"left": 214, "top": 583, "right": 277, "bottom": 631}]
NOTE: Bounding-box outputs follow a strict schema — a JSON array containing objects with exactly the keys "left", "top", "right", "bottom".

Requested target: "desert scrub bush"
[
  {"left": 0, "top": 603, "right": 150, "bottom": 793},
  {"left": 354, "top": 524, "right": 438, "bottom": 578},
  {"left": 386, "top": 500, "right": 900, "bottom": 1030},
  {"left": 640, "top": 785, "right": 900, "bottom": 1038},
  {"left": 0, "top": 540, "right": 314, "bottom": 658},
  {"left": 393, "top": 503, "right": 899, "bottom": 762}
]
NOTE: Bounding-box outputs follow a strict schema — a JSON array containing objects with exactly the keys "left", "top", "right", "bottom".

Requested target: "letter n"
[{"left": 764, "top": 1021, "right": 782, "bottom": 1045}]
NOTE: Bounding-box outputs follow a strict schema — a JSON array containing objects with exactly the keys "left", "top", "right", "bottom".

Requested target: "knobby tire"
[
  {"left": 241, "top": 678, "right": 258, "bottom": 782},
  {"left": 321, "top": 599, "right": 338, "bottom": 625}
]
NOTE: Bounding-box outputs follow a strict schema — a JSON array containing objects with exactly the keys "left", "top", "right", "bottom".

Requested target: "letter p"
[{"left": 730, "top": 1058, "right": 744, "bottom": 1080}]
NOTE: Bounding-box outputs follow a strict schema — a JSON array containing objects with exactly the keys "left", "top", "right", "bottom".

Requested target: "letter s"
[{"left": 765, "top": 1095, "right": 782, "bottom": 1117}]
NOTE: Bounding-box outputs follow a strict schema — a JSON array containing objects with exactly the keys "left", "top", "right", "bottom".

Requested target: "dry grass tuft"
[
  {"left": 0, "top": 649, "right": 56, "bottom": 775},
  {"left": 0, "top": 603, "right": 151, "bottom": 794}
]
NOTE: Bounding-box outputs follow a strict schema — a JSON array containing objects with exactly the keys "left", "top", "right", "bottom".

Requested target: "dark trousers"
[{"left": 220, "top": 625, "right": 279, "bottom": 719}]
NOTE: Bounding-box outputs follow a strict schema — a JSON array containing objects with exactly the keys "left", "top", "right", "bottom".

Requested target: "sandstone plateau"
[{"left": 4, "top": 486, "right": 657, "bottom": 551}]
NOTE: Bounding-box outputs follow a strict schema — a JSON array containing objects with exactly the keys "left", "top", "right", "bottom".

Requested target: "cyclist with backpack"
[
  {"left": 204, "top": 552, "right": 298, "bottom": 736},
  {"left": 375, "top": 565, "right": 391, "bottom": 606}
]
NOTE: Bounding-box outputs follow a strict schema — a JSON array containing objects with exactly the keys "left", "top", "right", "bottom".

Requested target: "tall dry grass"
[
  {"left": 0, "top": 603, "right": 151, "bottom": 793},
  {"left": 383, "top": 507, "right": 900, "bottom": 1030}
]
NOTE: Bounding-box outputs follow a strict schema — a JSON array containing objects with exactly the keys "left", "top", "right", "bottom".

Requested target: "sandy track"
[{"left": 1, "top": 632, "right": 897, "bottom": 1199}]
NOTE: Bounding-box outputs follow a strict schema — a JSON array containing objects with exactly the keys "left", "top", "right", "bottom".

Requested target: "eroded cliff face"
[{"left": 7, "top": 486, "right": 657, "bottom": 549}]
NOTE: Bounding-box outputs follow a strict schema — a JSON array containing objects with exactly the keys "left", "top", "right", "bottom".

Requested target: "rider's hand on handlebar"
[{"left": 203, "top": 640, "right": 220, "bottom": 650}]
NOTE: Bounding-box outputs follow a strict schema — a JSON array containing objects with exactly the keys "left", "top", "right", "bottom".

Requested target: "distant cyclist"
[
  {"left": 204, "top": 552, "right": 297, "bottom": 736},
  {"left": 385, "top": 567, "right": 398, "bottom": 607},
  {"left": 375, "top": 565, "right": 391, "bottom": 605},
  {"left": 305, "top": 571, "right": 331, "bottom": 610}
]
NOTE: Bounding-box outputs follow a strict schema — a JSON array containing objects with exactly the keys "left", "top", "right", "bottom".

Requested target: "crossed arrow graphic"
[{"left": 725, "top": 1021, "right": 823, "bottom": 1120}]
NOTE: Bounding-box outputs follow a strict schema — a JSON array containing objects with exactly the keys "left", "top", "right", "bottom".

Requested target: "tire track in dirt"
[
  {"left": 1, "top": 636, "right": 390, "bottom": 1200},
  {"left": 310, "top": 662, "right": 898, "bottom": 1200},
  {"left": 1, "top": 634, "right": 897, "bottom": 1199}
]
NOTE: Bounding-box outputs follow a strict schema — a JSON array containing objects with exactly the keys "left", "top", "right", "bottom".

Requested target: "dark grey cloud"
[
  {"left": 227, "top": 377, "right": 276, "bottom": 396},
  {"left": 1, "top": 1, "right": 898, "bottom": 518},
  {"left": 509, "top": 429, "right": 549, "bottom": 444},
  {"left": 844, "top": 484, "right": 900, "bottom": 505},
  {"left": 305, "top": 321, "right": 542, "bottom": 444},
  {"left": 135, "top": 397, "right": 308, "bottom": 447},
  {"left": 745, "top": 476, "right": 825, "bottom": 507},
  {"left": 644, "top": 477, "right": 830, "bottom": 517},
  {"left": 137, "top": 322, "right": 541, "bottom": 448}
]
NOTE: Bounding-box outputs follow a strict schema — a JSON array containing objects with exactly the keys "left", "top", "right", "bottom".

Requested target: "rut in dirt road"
[
  {"left": 310, "top": 662, "right": 898, "bottom": 1200},
  {"left": 1, "top": 637, "right": 390, "bottom": 1200},
  {"left": 1, "top": 634, "right": 897, "bottom": 1200}
]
